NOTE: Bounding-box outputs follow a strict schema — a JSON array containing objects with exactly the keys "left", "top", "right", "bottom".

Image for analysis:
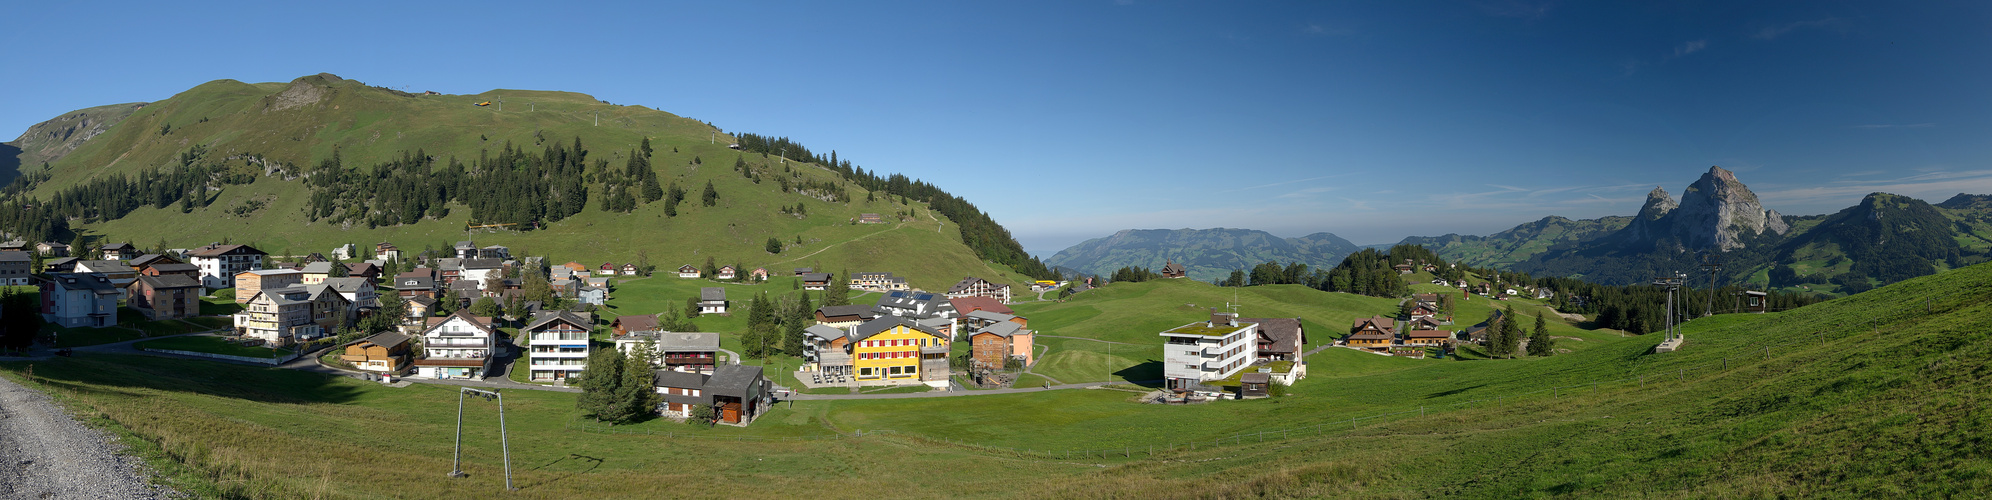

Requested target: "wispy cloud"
[
  {"left": 1852, "top": 123, "right": 1935, "bottom": 129},
  {"left": 1754, "top": 18, "right": 1839, "bottom": 40},
  {"left": 1302, "top": 23, "right": 1355, "bottom": 37},
  {"left": 1755, "top": 169, "right": 1992, "bottom": 208},
  {"left": 1339, "top": 197, "right": 1375, "bottom": 211},
  {"left": 1276, "top": 186, "right": 1337, "bottom": 200},
  {"left": 1673, "top": 39, "right": 1708, "bottom": 57}
]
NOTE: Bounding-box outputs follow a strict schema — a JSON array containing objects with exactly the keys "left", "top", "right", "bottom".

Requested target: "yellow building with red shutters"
[{"left": 848, "top": 317, "right": 952, "bottom": 388}]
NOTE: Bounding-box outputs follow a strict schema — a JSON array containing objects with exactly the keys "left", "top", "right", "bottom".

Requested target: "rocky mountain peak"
[
  {"left": 1667, "top": 166, "right": 1789, "bottom": 251},
  {"left": 1637, "top": 186, "right": 1677, "bottom": 220}
]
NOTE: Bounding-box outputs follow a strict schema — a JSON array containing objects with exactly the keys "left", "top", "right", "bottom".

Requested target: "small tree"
[
  {"left": 685, "top": 296, "right": 702, "bottom": 319},
  {"left": 470, "top": 296, "right": 502, "bottom": 318},
  {"left": 575, "top": 348, "right": 628, "bottom": 422},
  {"left": 1499, "top": 305, "right": 1522, "bottom": 358},
  {"left": 1527, "top": 313, "right": 1555, "bottom": 356},
  {"left": 825, "top": 269, "right": 850, "bottom": 306},
  {"left": 686, "top": 403, "right": 717, "bottom": 425},
  {"left": 766, "top": 237, "right": 782, "bottom": 254}
]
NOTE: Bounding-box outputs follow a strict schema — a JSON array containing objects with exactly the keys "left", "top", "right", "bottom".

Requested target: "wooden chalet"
[
  {"left": 1347, "top": 316, "right": 1397, "bottom": 350},
  {"left": 342, "top": 331, "right": 412, "bottom": 373},
  {"left": 1161, "top": 260, "right": 1187, "bottom": 279}
]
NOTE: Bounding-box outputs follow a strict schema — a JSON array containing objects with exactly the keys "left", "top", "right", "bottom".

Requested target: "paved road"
[
  {"left": 786, "top": 379, "right": 1162, "bottom": 400},
  {"left": 0, "top": 373, "right": 178, "bottom": 498}
]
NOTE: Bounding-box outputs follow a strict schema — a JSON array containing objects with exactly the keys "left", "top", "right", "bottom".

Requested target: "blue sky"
[{"left": 4, "top": 1, "right": 1990, "bottom": 254}]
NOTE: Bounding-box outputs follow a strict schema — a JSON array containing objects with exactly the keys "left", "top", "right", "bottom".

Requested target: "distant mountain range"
[
  {"left": 1044, "top": 228, "right": 1360, "bottom": 282},
  {"left": 1048, "top": 166, "right": 1992, "bottom": 293}
]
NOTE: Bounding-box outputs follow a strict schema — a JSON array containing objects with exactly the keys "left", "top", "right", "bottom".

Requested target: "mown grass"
[
  {"left": 135, "top": 336, "right": 292, "bottom": 358},
  {"left": 7, "top": 263, "right": 1992, "bottom": 497}
]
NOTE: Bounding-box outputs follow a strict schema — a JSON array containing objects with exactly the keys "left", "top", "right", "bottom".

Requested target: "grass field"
[
  {"left": 5, "top": 263, "right": 1991, "bottom": 497},
  {"left": 134, "top": 336, "right": 292, "bottom": 358}
]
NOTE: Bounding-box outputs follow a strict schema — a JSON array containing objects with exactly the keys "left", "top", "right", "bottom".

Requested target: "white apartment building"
[
  {"left": 1160, "top": 310, "right": 1257, "bottom": 392},
  {"left": 524, "top": 311, "right": 592, "bottom": 382},
  {"left": 186, "top": 243, "right": 266, "bottom": 289},
  {"left": 413, "top": 311, "right": 497, "bottom": 379}
]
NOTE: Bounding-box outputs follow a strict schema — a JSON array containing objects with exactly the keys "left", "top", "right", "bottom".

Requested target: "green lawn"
[
  {"left": 134, "top": 336, "right": 293, "bottom": 358},
  {"left": 45, "top": 324, "right": 147, "bottom": 348}
]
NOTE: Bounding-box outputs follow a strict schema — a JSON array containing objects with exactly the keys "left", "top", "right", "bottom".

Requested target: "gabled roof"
[
  {"left": 700, "top": 287, "right": 726, "bottom": 301},
  {"left": 947, "top": 276, "right": 992, "bottom": 293},
  {"left": 803, "top": 324, "right": 845, "bottom": 342},
  {"left": 800, "top": 272, "right": 832, "bottom": 282},
  {"left": 654, "top": 332, "right": 721, "bottom": 350},
  {"left": 242, "top": 268, "right": 303, "bottom": 277},
  {"left": 524, "top": 310, "right": 593, "bottom": 332},
  {"left": 815, "top": 304, "right": 876, "bottom": 319},
  {"left": 42, "top": 273, "right": 122, "bottom": 295},
  {"left": 100, "top": 242, "right": 136, "bottom": 251},
  {"left": 461, "top": 258, "right": 503, "bottom": 270},
  {"left": 964, "top": 309, "right": 1017, "bottom": 323},
  {"left": 186, "top": 244, "right": 264, "bottom": 257},
  {"left": 949, "top": 296, "right": 1011, "bottom": 315},
  {"left": 0, "top": 251, "right": 27, "bottom": 263},
  {"left": 653, "top": 369, "right": 710, "bottom": 389},
  {"left": 128, "top": 254, "right": 177, "bottom": 267},
  {"left": 73, "top": 260, "right": 131, "bottom": 273},
  {"left": 678, "top": 264, "right": 698, "bottom": 272},
  {"left": 454, "top": 241, "right": 477, "bottom": 250},
  {"left": 357, "top": 331, "right": 411, "bottom": 349},
  {"left": 705, "top": 365, "right": 764, "bottom": 398},
  {"left": 134, "top": 274, "right": 203, "bottom": 290},
  {"left": 1241, "top": 317, "right": 1302, "bottom": 354},
  {"left": 394, "top": 276, "right": 436, "bottom": 290},
  {"left": 300, "top": 261, "right": 334, "bottom": 274},
  {"left": 614, "top": 315, "right": 660, "bottom": 334},
  {"left": 322, "top": 277, "right": 374, "bottom": 294},
  {"left": 850, "top": 316, "right": 946, "bottom": 343},
  {"left": 423, "top": 310, "right": 496, "bottom": 337},
  {"left": 409, "top": 296, "right": 438, "bottom": 307},
  {"left": 146, "top": 263, "right": 200, "bottom": 273},
  {"left": 971, "top": 321, "right": 1024, "bottom": 338}
]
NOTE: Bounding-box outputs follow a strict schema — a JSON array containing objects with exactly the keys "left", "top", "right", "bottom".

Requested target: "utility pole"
[{"left": 1700, "top": 253, "right": 1721, "bottom": 317}]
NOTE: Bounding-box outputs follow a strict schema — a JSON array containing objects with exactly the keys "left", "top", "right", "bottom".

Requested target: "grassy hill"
[
  {"left": 15, "top": 74, "right": 1034, "bottom": 290},
  {"left": 1045, "top": 228, "right": 1361, "bottom": 282}
]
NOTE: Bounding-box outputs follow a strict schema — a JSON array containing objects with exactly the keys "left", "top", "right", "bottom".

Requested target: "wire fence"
[{"left": 558, "top": 302, "right": 1931, "bottom": 463}]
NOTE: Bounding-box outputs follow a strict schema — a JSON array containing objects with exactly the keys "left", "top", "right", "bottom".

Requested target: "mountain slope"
[
  {"left": 4, "top": 74, "right": 1041, "bottom": 289},
  {"left": 1397, "top": 214, "right": 1631, "bottom": 267},
  {"left": 1044, "top": 228, "right": 1359, "bottom": 281}
]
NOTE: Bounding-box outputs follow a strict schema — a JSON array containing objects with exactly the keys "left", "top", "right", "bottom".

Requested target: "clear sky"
[{"left": 4, "top": 1, "right": 1989, "bottom": 254}]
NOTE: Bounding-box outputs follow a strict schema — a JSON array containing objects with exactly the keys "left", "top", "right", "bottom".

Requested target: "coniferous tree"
[
  {"left": 766, "top": 237, "right": 782, "bottom": 254},
  {"left": 825, "top": 270, "right": 851, "bottom": 306},
  {"left": 701, "top": 180, "right": 718, "bottom": 207},
  {"left": 1528, "top": 313, "right": 1555, "bottom": 356},
  {"left": 576, "top": 347, "right": 628, "bottom": 422},
  {"left": 615, "top": 349, "right": 661, "bottom": 419},
  {"left": 1499, "top": 305, "right": 1522, "bottom": 358}
]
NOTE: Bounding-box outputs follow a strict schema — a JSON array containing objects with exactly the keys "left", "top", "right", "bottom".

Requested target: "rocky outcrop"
[
  {"left": 1663, "top": 166, "right": 1789, "bottom": 251},
  {"left": 265, "top": 74, "right": 342, "bottom": 113},
  {"left": 6, "top": 102, "right": 147, "bottom": 166},
  {"left": 1613, "top": 187, "right": 1677, "bottom": 245}
]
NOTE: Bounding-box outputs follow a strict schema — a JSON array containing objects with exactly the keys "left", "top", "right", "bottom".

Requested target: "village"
[{"left": 10, "top": 237, "right": 1596, "bottom": 427}]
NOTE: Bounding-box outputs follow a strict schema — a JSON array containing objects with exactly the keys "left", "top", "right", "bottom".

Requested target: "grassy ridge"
[{"left": 40, "top": 74, "right": 1030, "bottom": 290}]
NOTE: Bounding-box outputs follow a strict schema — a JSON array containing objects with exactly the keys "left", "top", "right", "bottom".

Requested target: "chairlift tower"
[
  {"left": 1700, "top": 253, "right": 1721, "bottom": 317},
  {"left": 448, "top": 387, "right": 515, "bottom": 491},
  {"left": 1653, "top": 272, "right": 1687, "bottom": 347}
]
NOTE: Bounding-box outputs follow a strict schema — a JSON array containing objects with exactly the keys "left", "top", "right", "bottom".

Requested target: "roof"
[
  {"left": 1241, "top": 372, "right": 1270, "bottom": 384},
  {"left": 972, "top": 321, "right": 1024, "bottom": 338},
  {"left": 462, "top": 258, "right": 503, "bottom": 270},
  {"left": 1241, "top": 317, "right": 1303, "bottom": 354},
  {"left": 73, "top": 260, "right": 131, "bottom": 273},
  {"left": 42, "top": 273, "right": 123, "bottom": 295},
  {"left": 655, "top": 332, "right": 721, "bottom": 350},
  {"left": 653, "top": 369, "right": 710, "bottom": 389},
  {"left": 409, "top": 296, "right": 438, "bottom": 306},
  {"left": 700, "top": 287, "right": 726, "bottom": 301},
  {"left": 800, "top": 272, "right": 832, "bottom": 282},
  {"left": 615, "top": 315, "right": 660, "bottom": 334},
  {"left": 964, "top": 309, "right": 1017, "bottom": 323},
  {"left": 1353, "top": 316, "right": 1396, "bottom": 332},
  {"left": 0, "top": 251, "right": 26, "bottom": 263},
  {"left": 423, "top": 311, "right": 497, "bottom": 337},
  {"left": 356, "top": 331, "right": 411, "bottom": 349},
  {"left": 816, "top": 304, "right": 876, "bottom": 319},
  {"left": 322, "top": 277, "right": 373, "bottom": 293},
  {"left": 455, "top": 241, "right": 477, "bottom": 250},
  {"left": 705, "top": 365, "right": 764, "bottom": 398},
  {"left": 100, "top": 242, "right": 135, "bottom": 251},
  {"left": 949, "top": 296, "right": 1012, "bottom": 315},
  {"left": 803, "top": 324, "right": 845, "bottom": 342},
  {"left": 134, "top": 274, "right": 203, "bottom": 290},
  {"left": 187, "top": 244, "right": 263, "bottom": 258},
  {"left": 249, "top": 286, "right": 313, "bottom": 306},
  {"left": 524, "top": 310, "right": 593, "bottom": 332},
  {"left": 300, "top": 262, "right": 333, "bottom": 274},
  {"left": 947, "top": 276, "right": 991, "bottom": 294},
  {"left": 242, "top": 268, "right": 303, "bottom": 277},
  {"left": 850, "top": 316, "right": 946, "bottom": 343},
  {"left": 147, "top": 263, "right": 200, "bottom": 273},
  {"left": 394, "top": 276, "right": 435, "bottom": 290},
  {"left": 1406, "top": 329, "right": 1451, "bottom": 339},
  {"left": 678, "top": 264, "right": 698, "bottom": 272}
]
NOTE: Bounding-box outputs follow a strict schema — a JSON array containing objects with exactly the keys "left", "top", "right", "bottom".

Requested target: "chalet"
[
  {"left": 299, "top": 261, "right": 334, "bottom": 284},
  {"left": 434, "top": 258, "right": 463, "bottom": 283},
  {"left": 800, "top": 272, "right": 831, "bottom": 290},
  {"left": 948, "top": 296, "right": 1013, "bottom": 317},
  {"left": 36, "top": 241, "right": 70, "bottom": 257},
  {"left": 413, "top": 311, "right": 498, "bottom": 379},
  {"left": 99, "top": 242, "right": 137, "bottom": 261},
  {"left": 814, "top": 304, "right": 877, "bottom": 328},
  {"left": 576, "top": 286, "right": 608, "bottom": 305},
  {"left": 716, "top": 265, "right": 738, "bottom": 280},
  {"left": 127, "top": 274, "right": 202, "bottom": 321},
  {"left": 749, "top": 268, "right": 769, "bottom": 281},
  {"left": 38, "top": 273, "right": 120, "bottom": 328},
  {"left": 374, "top": 242, "right": 401, "bottom": 262},
  {"left": 1394, "top": 263, "right": 1414, "bottom": 274},
  {"left": 42, "top": 257, "right": 78, "bottom": 273},
  {"left": 0, "top": 251, "right": 29, "bottom": 286},
  {"left": 600, "top": 262, "right": 616, "bottom": 275},
  {"left": 302, "top": 284, "right": 355, "bottom": 333},
  {"left": 128, "top": 253, "right": 177, "bottom": 268},
  {"left": 1405, "top": 316, "right": 1446, "bottom": 331},
  {"left": 968, "top": 321, "right": 1034, "bottom": 370},
  {"left": 563, "top": 261, "right": 589, "bottom": 275},
  {"left": 393, "top": 275, "right": 437, "bottom": 299},
  {"left": 621, "top": 262, "right": 640, "bottom": 276},
  {"left": 1160, "top": 311, "right": 1258, "bottom": 392},
  {"left": 699, "top": 287, "right": 729, "bottom": 315},
  {"left": 523, "top": 311, "right": 593, "bottom": 382},
  {"left": 1407, "top": 302, "right": 1439, "bottom": 321},
  {"left": 1241, "top": 317, "right": 1304, "bottom": 361},
  {"left": 344, "top": 262, "right": 381, "bottom": 281},
  {"left": 0, "top": 240, "right": 24, "bottom": 252},
  {"left": 875, "top": 290, "right": 955, "bottom": 320},
  {"left": 459, "top": 259, "right": 505, "bottom": 287},
  {"left": 850, "top": 272, "right": 909, "bottom": 292},
  {"left": 802, "top": 324, "right": 850, "bottom": 375},
  {"left": 660, "top": 332, "right": 722, "bottom": 372},
  {"left": 1464, "top": 310, "right": 1504, "bottom": 344},
  {"left": 793, "top": 267, "right": 814, "bottom": 276},
  {"left": 448, "top": 279, "right": 483, "bottom": 300},
  {"left": 612, "top": 315, "right": 661, "bottom": 337},
  {"left": 945, "top": 276, "right": 1012, "bottom": 303},
  {"left": 454, "top": 241, "right": 479, "bottom": 260},
  {"left": 849, "top": 317, "right": 952, "bottom": 387},
  {"left": 677, "top": 265, "right": 701, "bottom": 279},
  {"left": 187, "top": 243, "right": 267, "bottom": 289},
  {"left": 1161, "top": 260, "right": 1187, "bottom": 279},
  {"left": 234, "top": 286, "right": 323, "bottom": 346},
  {"left": 653, "top": 364, "right": 770, "bottom": 425},
  {"left": 1240, "top": 372, "right": 1271, "bottom": 398},
  {"left": 342, "top": 331, "right": 412, "bottom": 373},
  {"left": 1404, "top": 327, "right": 1451, "bottom": 347},
  {"left": 858, "top": 213, "right": 883, "bottom": 224},
  {"left": 407, "top": 296, "right": 437, "bottom": 319},
  {"left": 331, "top": 243, "right": 357, "bottom": 261},
  {"left": 549, "top": 278, "right": 576, "bottom": 296},
  {"left": 585, "top": 276, "right": 611, "bottom": 290},
  {"left": 139, "top": 262, "right": 201, "bottom": 280},
  {"left": 1347, "top": 316, "right": 1397, "bottom": 350}
]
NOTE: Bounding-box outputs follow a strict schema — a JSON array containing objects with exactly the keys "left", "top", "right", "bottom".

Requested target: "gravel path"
[{"left": 0, "top": 375, "right": 179, "bottom": 499}]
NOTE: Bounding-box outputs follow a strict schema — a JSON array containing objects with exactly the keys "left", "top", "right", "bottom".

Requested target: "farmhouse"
[
  {"left": 1240, "top": 317, "right": 1304, "bottom": 361},
  {"left": 1347, "top": 316, "right": 1397, "bottom": 350},
  {"left": 1161, "top": 260, "right": 1187, "bottom": 279},
  {"left": 850, "top": 272, "right": 909, "bottom": 292},
  {"left": 677, "top": 265, "right": 700, "bottom": 278},
  {"left": 341, "top": 331, "right": 412, "bottom": 373},
  {"left": 412, "top": 311, "right": 498, "bottom": 380},
  {"left": 800, "top": 272, "right": 832, "bottom": 290},
  {"left": 814, "top": 304, "right": 877, "bottom": 328},
  {"left": 0, "top": 251, "right": 29, "bottom": 286}
]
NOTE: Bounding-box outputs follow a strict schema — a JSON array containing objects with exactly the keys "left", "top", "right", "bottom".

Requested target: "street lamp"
[{"left": 449, "top": 387, "right": 515, "bottom": 491}]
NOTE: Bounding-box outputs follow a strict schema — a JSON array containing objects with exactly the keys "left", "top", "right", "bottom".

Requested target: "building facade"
[{"left": 1160, "top": 311, "right": 1257, "bottom": 392}]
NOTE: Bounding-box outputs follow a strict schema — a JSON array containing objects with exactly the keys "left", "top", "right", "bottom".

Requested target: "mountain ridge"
[{"left": 1044, "top": 227, "right": 1359, "bottom": 281}]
